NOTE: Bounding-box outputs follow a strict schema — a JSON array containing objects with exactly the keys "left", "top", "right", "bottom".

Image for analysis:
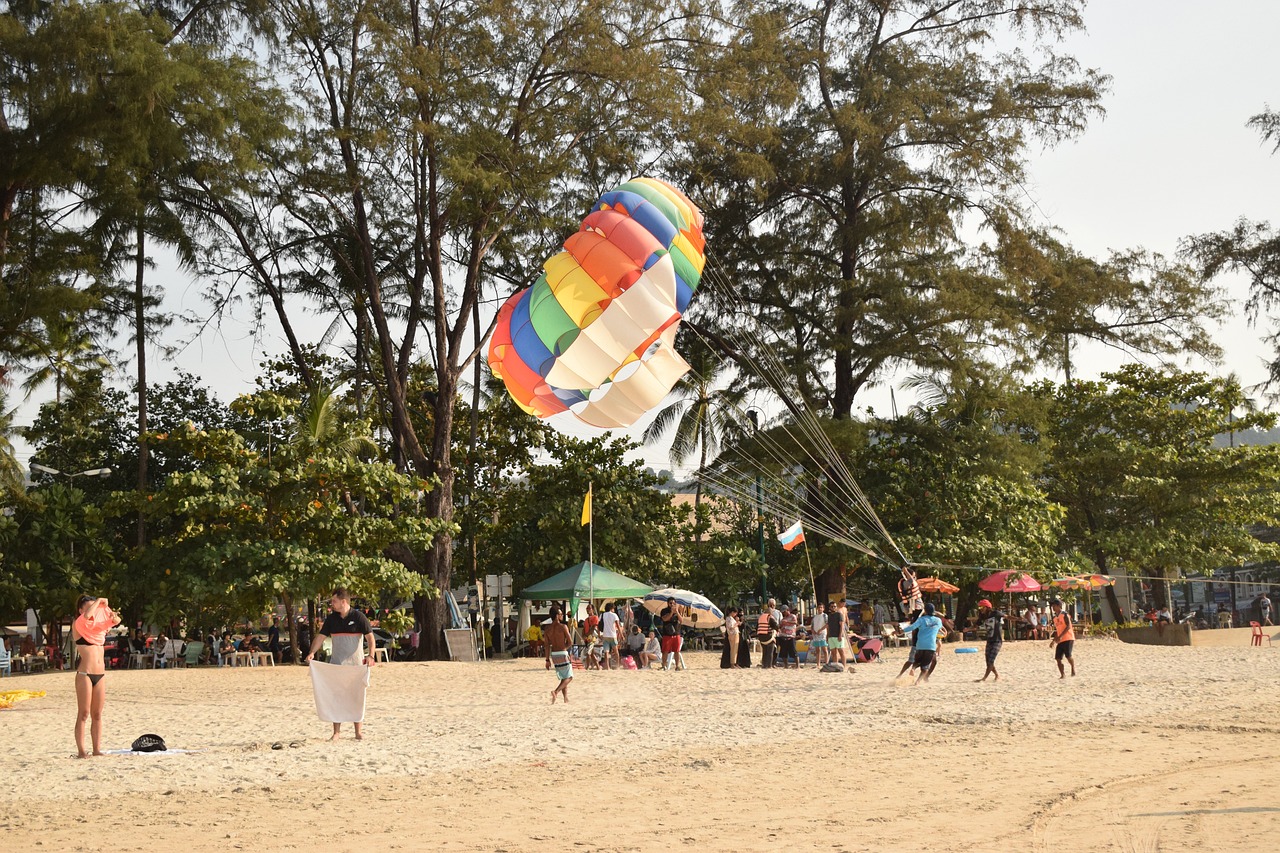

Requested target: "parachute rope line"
[{"left": 674, "top": 256, "right": 912, "bottom": 571}]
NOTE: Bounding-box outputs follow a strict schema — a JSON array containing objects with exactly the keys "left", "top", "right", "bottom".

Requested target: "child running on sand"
[{"left": 544, "top": 607, "right": 574, "bottom": 703}]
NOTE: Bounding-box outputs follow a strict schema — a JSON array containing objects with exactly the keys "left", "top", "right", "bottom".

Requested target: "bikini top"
[{"left": 74, "top": 600, "right": 115, "bottom": 646}]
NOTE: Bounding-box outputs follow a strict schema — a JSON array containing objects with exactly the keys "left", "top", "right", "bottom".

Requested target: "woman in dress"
[{"left": 71, "top": 595, "right": 121, "bottom": 758}]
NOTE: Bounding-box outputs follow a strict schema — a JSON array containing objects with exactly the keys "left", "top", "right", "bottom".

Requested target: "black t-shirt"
[
  {"left": 660, "top": 606, "right": 680, "bottom": 636},
  {"left": 827, "top": 609, "right": 844, "bottom": 638},
  {"left": 320, "top": 609, "right": 373, "bottom": 636}
]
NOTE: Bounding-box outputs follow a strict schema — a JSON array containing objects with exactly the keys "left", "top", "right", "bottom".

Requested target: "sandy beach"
[{"left": 2, "top": 638, "right": 1278, "bottom": 852}]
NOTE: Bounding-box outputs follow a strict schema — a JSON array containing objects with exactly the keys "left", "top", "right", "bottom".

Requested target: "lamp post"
[
  {"left": 746, "top": 409, "right": 766, "bottom": 600},
  {"left": 30, "top": 463, "right": 113, "bottom": 482},
  {"left": 29, "top": 463, "right": 112, "bottom": 559}
]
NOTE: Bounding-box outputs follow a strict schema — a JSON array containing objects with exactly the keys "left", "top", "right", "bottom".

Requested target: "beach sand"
[{"left": 2, "top": 638, "right": 1277, "bottom": 852}]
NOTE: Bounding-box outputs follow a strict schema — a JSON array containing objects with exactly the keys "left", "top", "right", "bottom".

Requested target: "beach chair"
[
  {"left": 179, "top": 641, "right": 205, "bottom": 667},
  {"left": 1251, "top": 622, "right": 1272, "bottom": 647},
  {"left": 879, "top": 624, "right": 903, "bottom": 648}
]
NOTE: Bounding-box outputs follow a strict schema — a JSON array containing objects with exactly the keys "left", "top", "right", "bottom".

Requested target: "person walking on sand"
[
  {"left": 975, "top": 599, "right": 1009, "bottom": 683},
  {"left": 71, "top": 595, "right": 122, "bottom": 758},
  {"left": 1049, "top": 598, "right": 1076, "bottom": 678},
  {"left": 1260, "top": 593, "right": 1274, "bottom": 627},
  {"left": 542, "top": 604, "right": 573, "bottom": 696},
  {"left": 305, "top": 588, "right": 377, "bottom": 740},
  {"left": 599, "top": 602, "right": 622, "bottom": 670},
  {"left": 898, "top": 603, "right": 946, "bottom": 686},
  {"left": 544, "top": 607, "right": 574, "bottom": 703}
]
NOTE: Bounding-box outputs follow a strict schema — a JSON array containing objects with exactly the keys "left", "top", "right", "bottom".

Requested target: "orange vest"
[{"left": 1053, "top": 612, "right": 1075, "bottom": 643}]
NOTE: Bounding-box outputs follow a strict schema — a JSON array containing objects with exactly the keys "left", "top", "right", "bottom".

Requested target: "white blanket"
[{"left": 308, "top": 660, "right": 370, "bottom": 723}]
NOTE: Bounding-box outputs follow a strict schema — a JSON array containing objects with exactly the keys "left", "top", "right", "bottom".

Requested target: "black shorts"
[
  {"left": 913, "top": 649, "right": 936, "bottom": 670},
  {"left": 1055, "top": 640, "right": 1074, "bottom": 661},
  {"left": 985, "top": 643, "right": 1002, "bottom": 666}
]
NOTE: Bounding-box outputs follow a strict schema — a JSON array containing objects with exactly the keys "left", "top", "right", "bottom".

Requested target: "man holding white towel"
[{"left": 305, "top": 588, "right": 376, "bottom": 740}]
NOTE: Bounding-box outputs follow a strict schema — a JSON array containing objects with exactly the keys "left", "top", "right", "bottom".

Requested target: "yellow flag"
[{"left": 581, "top": 486, "right": 592, "bottom": 526}]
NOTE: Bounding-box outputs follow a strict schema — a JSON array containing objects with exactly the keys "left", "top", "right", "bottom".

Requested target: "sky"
[{"left": 11, "top": 1, "right": 1280, "bottom": 475}]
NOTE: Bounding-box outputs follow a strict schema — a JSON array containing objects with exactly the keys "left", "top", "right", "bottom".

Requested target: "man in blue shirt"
[{"left": 898, "top": 603, "right": 951, "bottom": 685}]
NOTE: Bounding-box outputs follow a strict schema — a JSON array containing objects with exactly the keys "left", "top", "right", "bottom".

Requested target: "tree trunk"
[
  {"left": 1091, "top": 549, "right": 1125, "bottom": 622},
  {"left": 415, "top": 373, "right": 458, "bottom": 660},
  {"left": 1152, "top": 568, "right": 1172, "bottom": 612},
  {"left": 283, "top": 592, "right": 298, "bottom": 664},
  {"left": 134, "top": 224, "right": 148, "bottom": 549}
]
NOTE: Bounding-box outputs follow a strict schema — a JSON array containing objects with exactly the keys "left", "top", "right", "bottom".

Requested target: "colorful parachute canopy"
[{"left": 488, "top": 178, "right": 705, "bottom": 427}]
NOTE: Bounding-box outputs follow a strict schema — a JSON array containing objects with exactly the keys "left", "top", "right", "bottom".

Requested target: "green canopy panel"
[{"left": 518, "top": 561, "right": 653, "bottom": 617}]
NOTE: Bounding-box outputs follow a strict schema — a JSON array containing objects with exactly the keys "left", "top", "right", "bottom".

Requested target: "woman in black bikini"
[{"left": 71, "top": 595, "right": 121, "bottom": 758}]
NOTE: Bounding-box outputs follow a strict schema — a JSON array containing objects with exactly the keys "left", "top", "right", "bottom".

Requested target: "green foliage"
[
  {"left": 113, "top": 390, "right": 450, "bottom": 627},
  {"left": 676, "top": 1, "right": 1217, "bottom": 417},
  {"left": 0, "top": 482, "right": 121, "bottom": 624},
  {"left": 846, "top": 379, "right": 1070, "bottom": 593},
  {"left": 485, "top": 434, "right": 683, "bottom": 595},
  {"left": 1035, "top": 365, "right": 1280, "bottom": 603},
  {"left": 1183, "top": 105, "right": 1280, "bottom": 396}
]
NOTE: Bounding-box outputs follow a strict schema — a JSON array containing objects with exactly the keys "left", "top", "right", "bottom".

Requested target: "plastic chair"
[
  {"left": 0, "top": 643, "right": 11, "bottom": 677},
  {"left": 179, "top": 641, "right": 204, "bottom": 667},
  {"left": 1251, "top": 622, "right": 1272, "bottom": 647}
]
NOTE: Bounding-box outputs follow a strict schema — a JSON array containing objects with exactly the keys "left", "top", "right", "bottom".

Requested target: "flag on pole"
[
  {"left": 778, "top": 520, "right": 805, "bottom": 551},
  {"left": 581, "top": 485, "right": 592, "bottom": 526}
]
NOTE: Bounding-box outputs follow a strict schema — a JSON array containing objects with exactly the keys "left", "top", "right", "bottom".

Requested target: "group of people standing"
[{"left": 716, "top": 598, "right": 862, "bottom": 670}]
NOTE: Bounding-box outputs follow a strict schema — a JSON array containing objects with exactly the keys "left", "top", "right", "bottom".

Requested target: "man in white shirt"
[
  {"left": 807, "top": 602, "right": 828, "bottom": 668},
  {"left": 599, "top": 602, "right": 622, "bottom": 670}
]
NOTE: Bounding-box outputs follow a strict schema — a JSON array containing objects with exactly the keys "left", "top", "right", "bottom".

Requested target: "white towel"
[{"left": 308, "top": 660, "right": 370, "bottom": 723}]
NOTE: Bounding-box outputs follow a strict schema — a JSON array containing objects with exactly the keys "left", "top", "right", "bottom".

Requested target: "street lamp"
[
  {"left": 28, "top": 463, "right": 112, "bottom": 562},
  {"left": 30, "top": 463, "right": 112, "bottom": 480}
]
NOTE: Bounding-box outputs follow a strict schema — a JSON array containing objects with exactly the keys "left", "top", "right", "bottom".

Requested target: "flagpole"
[
  {"left": 803, "top": 544, "right": 817, "bottom": 607},
  {"left": 588, "top": 482, "right": 594, "bottom": 608}
]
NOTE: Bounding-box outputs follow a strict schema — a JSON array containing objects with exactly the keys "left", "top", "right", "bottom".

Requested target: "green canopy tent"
[{"left": 518, "top": 561, "right": 653, "bottom": 618}]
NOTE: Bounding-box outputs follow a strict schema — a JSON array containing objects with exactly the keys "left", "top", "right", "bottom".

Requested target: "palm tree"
[
  {"left": 643, "top": 343, "right": 746, "bottom": 534},
  {"left": 19, "top": 319, "right": 110, "bottom": 405},
  {"left": 0, "top": 391, "right": 25, "bottom": 498},
  {"left": 293, "top": 383, "right": 379, "bottom": 460}
]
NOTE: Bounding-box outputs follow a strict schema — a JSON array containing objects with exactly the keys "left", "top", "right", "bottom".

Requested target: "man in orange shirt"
[{"left": 1049, "top": 598, "right": 1076, "bottom": 679}]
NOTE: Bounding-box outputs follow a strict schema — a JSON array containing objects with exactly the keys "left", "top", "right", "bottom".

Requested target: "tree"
[
  {"left": 1035, "top": 365, "right": 1280, "bottom": 613},
  {"left": 188, "top": 0, "right": 688, "bottom": 657},
  {"left": 18, "top": 319, "right": 110, "bottom": 405},
  {"left": 0, "top": 390, "right": 25, "bottom": 499},
  {"left": 642, "top": 337, "right": 749, "bottom": 535},
  {"left": 676, "top": 1, "right": 1218, "bottom": 419},
  {"left": 486, "top": 434, "right": 684, "bottom": 597},
  {"left": 130, "top": 393, "right": 450, "bottom": 659},
  {"left": 1183, "top": 105, "right": 1280, "bottom": 395},
  {"left": 0, "top": 482, "right": 121, "bottom": 644}
]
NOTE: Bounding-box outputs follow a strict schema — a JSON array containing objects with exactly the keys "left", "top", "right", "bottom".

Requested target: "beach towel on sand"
[{"left": 309, "top": 659, "right": 370, "bottom": 723}]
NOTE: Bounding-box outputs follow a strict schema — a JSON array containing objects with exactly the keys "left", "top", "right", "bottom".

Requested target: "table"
[
  {"left": 19, "top": 654, "right": 49, "bottom": 673},
  {"left": 371, "top": 647, "right": 391, "bottom": 664},
  {"left": 226, "top": 651, "right": 252, "bottom": 668},
  {"left": 253, "top": 652, "right": 275, "bottom": 667},
  {"left": 129, "top": 653, "right": 154, "bottom": 669}
]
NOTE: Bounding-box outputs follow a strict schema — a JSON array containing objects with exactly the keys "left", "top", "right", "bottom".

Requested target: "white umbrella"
[{"left": 642, "top": 588, "right": 725, "bottom": 629}]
